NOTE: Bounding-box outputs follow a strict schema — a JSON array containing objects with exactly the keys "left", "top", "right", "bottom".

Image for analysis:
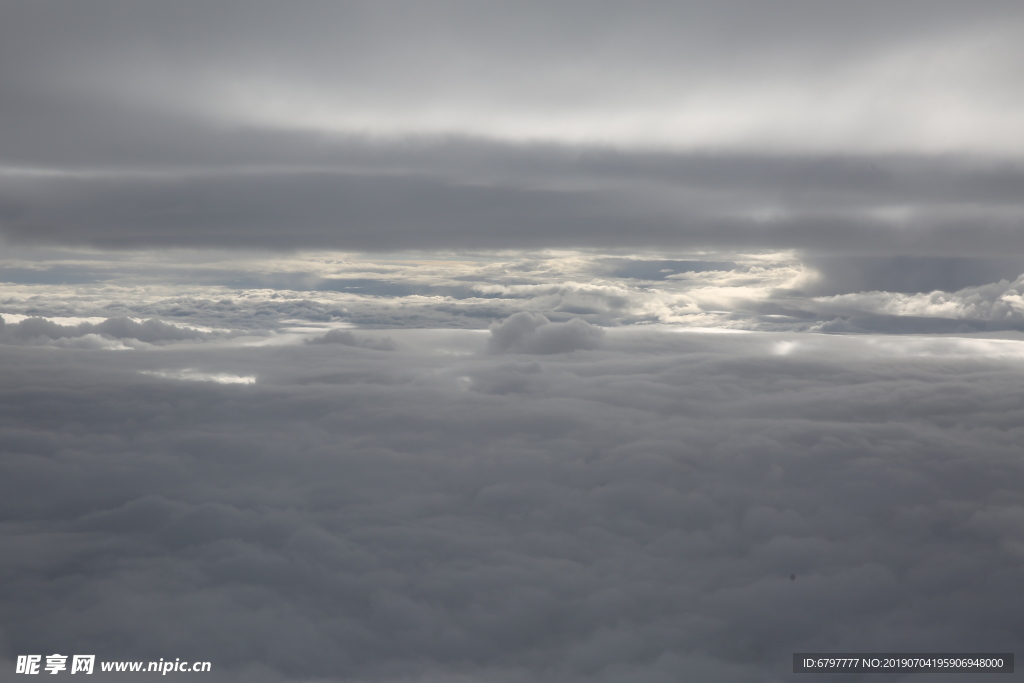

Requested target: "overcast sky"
[
  {"left": 3, "top": 0, "right": 1024, "bottom": 258},
  {"left": 3, "top": 2, "right": 1024, "bottom": 681}
]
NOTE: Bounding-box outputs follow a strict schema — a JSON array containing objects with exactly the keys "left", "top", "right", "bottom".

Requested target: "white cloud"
[
  {"left": 808, "top": 275, "right": 1024, "bottom": 324},
  {"left": 139, "top": 369, "right": 256, "bottom": 384},
  {"left": 176, "top": 16, "right": 1024, "bottom": 155},
  {"left": 0, "top": 249, "right": 809, "bottom": 333}
]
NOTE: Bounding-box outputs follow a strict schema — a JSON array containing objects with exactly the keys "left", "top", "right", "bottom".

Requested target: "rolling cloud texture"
[
  {"left": 4, "top": 327, "right": 1024, "bottom": 682},
  {"left": 3, "top": 2, "right": 1024, "bottom": 681}
]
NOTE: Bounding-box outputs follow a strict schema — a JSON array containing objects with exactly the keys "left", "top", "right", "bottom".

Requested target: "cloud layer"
[
  {"left": 5, "top": 248, "right": 1024, "bottom": 340},
  {"left": 4, "top": 0, "right": 1024, "bottom": 153},
  {"left": 4, "top": 4, "right": 1024, "bottom": 680},
  {"left": 2, "top": 1, "right": 1024, "bottom": 254},
  {"left": 2, "top": 328, "right": 1024, "bottom": 681},
  {"left": 4, "top": 149, "right": 1024, "bottom": 255}
]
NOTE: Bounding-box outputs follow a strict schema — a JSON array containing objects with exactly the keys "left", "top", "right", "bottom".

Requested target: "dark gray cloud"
[
  {"left": 4, "top": 158, "right": 1024, "bottom": 255},
  {"left": 2, "top": 329, "right": 1024, "bottom": 681},
  {"left": 2, "top": 1, "right": 1024, "bottom": 257},
  {"left": 800, "top": 255, "right": 1024, "bottom": 296}
]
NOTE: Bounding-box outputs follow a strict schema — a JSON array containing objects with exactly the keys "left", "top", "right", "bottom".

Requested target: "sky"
[{"left": 2, "top": 2, "right": 1024, "bottom": 681}]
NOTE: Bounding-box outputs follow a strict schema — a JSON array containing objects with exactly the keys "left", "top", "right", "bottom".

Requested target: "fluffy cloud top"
[
  {"left": 488, "top": 312, "right": 605, "bottom": 354},
  {"left": 307, "top": 328, "right": 397, "bottom": 351}
]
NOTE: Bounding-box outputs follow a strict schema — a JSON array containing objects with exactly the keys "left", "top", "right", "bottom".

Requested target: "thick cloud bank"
[
  {"left": 1, "top": 329, "right": 1022, "bottom": 681},
  {"left": 3, "top": 2, "right": 1024, "bottom": 254}
]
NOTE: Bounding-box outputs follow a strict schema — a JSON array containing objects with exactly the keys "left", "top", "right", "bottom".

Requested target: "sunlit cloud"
[
  {"left": 139, "top": 369, "right": 256, "bottom": 384},
  {"left": 206, "top": 28, "right": 1024, "bottom": 155}
]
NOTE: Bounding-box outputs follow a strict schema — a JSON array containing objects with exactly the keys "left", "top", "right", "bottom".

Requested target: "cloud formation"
[
  {"left": 4, "top": 151, "right": 1024, "bottom": 256},
  {"left": 2, "top": 2, "right": 1024, "bottom": 254},
  {"left": 4, "top": 248, "right": 1024, "bottom": 339},
  {"left": 307, "top": 328, "right": 397, "bottom": 351},
  {"left": 0, "top": 315, "right": 216, "bottom": 348},
  {"left": 5, "top": 4, "right": 1024, "bottom": 680},
  {"left": 4, "top": 0, "right": 1023, "bottom": 154},
  {"left": 2, "top": 329, "right": 1023, "bottom": 681},
  {"left": 488, "top": 312, "right": 605, "bottom": 354}
]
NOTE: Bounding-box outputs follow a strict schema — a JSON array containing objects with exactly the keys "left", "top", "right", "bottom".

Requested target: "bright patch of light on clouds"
[
  {"left": 0, "top": 249, "right": 810, "bottom": 332},
  {"left": 212, "top": 30, "right": 1024, "bottom": 154},
  {"left": 772, "top": 340, "right": 798, "bottom": 355},
  {"left": 140, "top": 369, "right": 256, "bottom": 384}
]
